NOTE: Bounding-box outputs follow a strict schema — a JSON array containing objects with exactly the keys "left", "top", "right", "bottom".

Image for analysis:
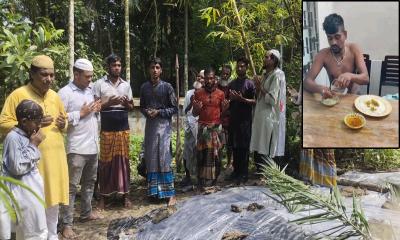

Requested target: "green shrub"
[
  {"left": 336, "top": 149, "right": 400, "bottom": 171},
  {"left": 129, "top": 135, "right": 144, "bottom": 180},
  {"left": 128, "top": 130, "right": 185, "bottom": 180},
  {"left": 363, "top": 149, "right": 400, "bottom": 171}
]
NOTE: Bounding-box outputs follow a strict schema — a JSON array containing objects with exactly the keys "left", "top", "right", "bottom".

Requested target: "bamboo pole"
[
  {"left": 183, "top": 2, "right": 189, "bottom": 93},
  {"left": 231, "top": 0, "right": 256, "bottom": 76},
  {"left": 124, "top": 0, "right": 130, "bottom": 82},
  {"left": 175, "top": 54, "right": 182, "bottom": 172}
]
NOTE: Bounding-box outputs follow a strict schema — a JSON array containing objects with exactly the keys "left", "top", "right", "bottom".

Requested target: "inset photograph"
[{"left": 302, "top": 2, "right": 399, "bottom": 148}]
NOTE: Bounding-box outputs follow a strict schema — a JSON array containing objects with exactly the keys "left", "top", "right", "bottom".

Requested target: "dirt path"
[{"left": 62, "top": 170, "right": 263, "bottom": 240}]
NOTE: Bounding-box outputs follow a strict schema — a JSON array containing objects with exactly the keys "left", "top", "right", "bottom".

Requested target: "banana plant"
[{"left": 0, "top": 12, "right": 67, "bottom": 100}]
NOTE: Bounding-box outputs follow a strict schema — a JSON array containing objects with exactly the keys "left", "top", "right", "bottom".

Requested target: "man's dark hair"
[
  {"left": 204, "top": 66, "right": 216, "bottom": 76},
  {"left": 236, "top": 56, "right": 249, "bottom": 66},
  {"left": 323, "top": 13, "right": 345, "bottom": 34},
  {"left": 222, "top": 64, "right": 232, "bottom": 73},
  {"left": 105, "top": 54, "right": 122, "bottom": 66},
  {"left": 73, "top": 66, "right": 84, "bottom": 73},
  {"left": 148, "top": 57, "right": 163, "bottom": 68},
  {"left": 30, "top": 65, "right": 41, "bottom": 74},
  {"left": 29, "top": 65, "right": 43, "bottom": 82}
]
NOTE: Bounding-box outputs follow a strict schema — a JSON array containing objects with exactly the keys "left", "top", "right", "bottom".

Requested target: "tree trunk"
[
  {"left": 124, "top": 0, "right": 130, "bottom": 82},
  {"left": 175, "top": 54, "right": 182, "bottom": 172},
  {"left": 107, "top": 27, "right": 114, "bottom": 54},
  {"left": 183, "top": 2, "right": 188, "bottom": 94},
  {"left": 153, "top": 0, "right": 158, "bottom": 57},
  {"left": 68, "top": 0, "right": 74, "bottom": 79}
]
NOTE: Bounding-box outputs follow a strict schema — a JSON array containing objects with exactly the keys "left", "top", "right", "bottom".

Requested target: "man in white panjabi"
[{"left": 250, "top": 49, "right": 286, "bottom": 172}]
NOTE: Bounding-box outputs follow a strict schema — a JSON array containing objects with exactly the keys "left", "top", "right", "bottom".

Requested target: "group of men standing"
[
  {"left": 0, "top": 54, "right": 178, "bottom": 239},
  {"left": 182, "top": 50, "right": 287, "bottom": 188},
  {"left": 0, "top": 47, "right": 287, "bottom": 238}
]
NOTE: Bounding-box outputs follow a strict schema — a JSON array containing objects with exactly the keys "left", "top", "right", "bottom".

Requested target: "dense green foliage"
[
  {"left": 336, "top": 149, "right": 400, "bottom": 172},
  {"left": 0, "top": 1, "right": 106, "bottom": 103},
  {"left": 128, "top": 131, "right": 184, "bottom": 180},
  {"left": 0, "top": 0, "right": 303, "bottom": 169}
]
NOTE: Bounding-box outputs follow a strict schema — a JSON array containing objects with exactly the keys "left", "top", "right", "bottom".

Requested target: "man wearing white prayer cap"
[
  {"left": 74, "top": 58, "right": 94, "bottom": 71},
  {"left": 58, "top": 58, "right": 103, "bottom": 239},
  {"left": 250, "top": 49, "right": 286, "bottom": 173}
]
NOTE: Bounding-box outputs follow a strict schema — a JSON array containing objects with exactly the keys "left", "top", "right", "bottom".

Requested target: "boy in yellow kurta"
[{"left": 0, "top": 55, "right": 69, "bottom": 239}]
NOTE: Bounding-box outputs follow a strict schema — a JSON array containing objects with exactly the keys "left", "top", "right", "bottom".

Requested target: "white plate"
[{"left": 354, "top": 95, "right": 392, "bottom": 117}]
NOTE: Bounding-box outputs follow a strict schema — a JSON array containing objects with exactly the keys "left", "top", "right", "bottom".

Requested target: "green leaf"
[{"left": 6, "top": 55, "right": 16, "bottom": 64}]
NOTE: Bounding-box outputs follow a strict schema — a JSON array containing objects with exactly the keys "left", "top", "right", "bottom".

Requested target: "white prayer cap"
[
  {"left": 267, "top": 49, "right": 281, "bottom": 61},
  {"left": 199, "top": 70, "right": 205, "bottom": 77},
  {"left": 193, "top": 81, "right": 202, "bottom": 89},
  {"left": 74, "top": 58, "right": 93, "bottom": 71}
]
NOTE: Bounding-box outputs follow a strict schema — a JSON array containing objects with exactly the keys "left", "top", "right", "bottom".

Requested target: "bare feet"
[
  {"left": 224, "top": 162, "right": 233, "bottom": 169},
  {"left": 167, "top": 196, "right": 177, "bottom": 207},
  {"left": 61, "top": 226, "right": 77, "bottom": 239},
  {"left": 80, "top": 210, "right": 104, "bottom": 223},
  {"left": 97, "top": 197, "right": 105, "bottom": 210},
  {"left": 124, "top": 197, "right": 132, "bottom": 208}
]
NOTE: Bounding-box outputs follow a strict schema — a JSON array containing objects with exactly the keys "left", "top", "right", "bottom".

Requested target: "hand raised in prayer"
[
  {"left": 109, "top": 95, "right": 123, "bottom": 106},
  {"left": 121, "top": 95, "right": 134, "bottom": 109},
  {"left": 229, "top": 90, "right": 244, "bottom": 102},
  {"left": 30, "top": 129, "right": 46, "bottom": 146},
  {"left": 80, "top": 102, "right": 91, "bottom": 118},
  {"left": 80, "top": 100, "right": 102, "bottom": 118},
  {"left": 55, "top": 112, "right": 66, "bottom": 130},
  {"left": 192, "top": 99, "right": 203, "bottom": 114},
  {"left": 221, "top": 99, "right": 230, "bottom": 113},
  {"left": 41, "top": 115, "right": 53, "bottom": 128},
  {"left": 92, "top": 99, "right": 102, "bottom": 112}
]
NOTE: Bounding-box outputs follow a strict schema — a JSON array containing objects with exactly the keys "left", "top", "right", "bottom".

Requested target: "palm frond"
[
  {"left": 261, "top": 157, "right": 371, "bottom": 239},
  {"left": 386, "top": 181, "right": 400, "bottom": 204}
]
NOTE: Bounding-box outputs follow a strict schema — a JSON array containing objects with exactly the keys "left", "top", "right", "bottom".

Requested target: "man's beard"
[
  {"left": 331, "top": 45, "right": 341, "bottom": 54},
  {"left": 109, "top": 71, "right": 120, "bottom": 78},
  {"left": 205, "top": 83, "right": 216, "bottom": 92}
]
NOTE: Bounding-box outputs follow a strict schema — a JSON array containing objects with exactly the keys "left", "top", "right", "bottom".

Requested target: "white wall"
[
  {"left": 317, "top": 2, "right": 399, "bottom": 60},
  {"left": 314, "top": 1, "right": 399, "bottom": 90}
]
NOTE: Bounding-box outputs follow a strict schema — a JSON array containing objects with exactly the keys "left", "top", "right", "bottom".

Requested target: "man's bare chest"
[{"left": 324, "top": 53, "right": 356, "bottom": 81}]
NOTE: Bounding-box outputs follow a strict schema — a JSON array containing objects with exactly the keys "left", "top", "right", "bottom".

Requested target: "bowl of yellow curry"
[{"left": 344, "top": 113, "right": 366, "bottom": 129}]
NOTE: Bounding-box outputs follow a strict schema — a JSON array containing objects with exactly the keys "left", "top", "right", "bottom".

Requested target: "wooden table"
[{"left": 303, "top": 92, "right": 399, "bottom": 148}]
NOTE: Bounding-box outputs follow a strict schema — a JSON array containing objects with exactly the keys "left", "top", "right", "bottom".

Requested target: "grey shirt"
[{"left": 93, "top": 75, "right": 133, "bottom": 108}]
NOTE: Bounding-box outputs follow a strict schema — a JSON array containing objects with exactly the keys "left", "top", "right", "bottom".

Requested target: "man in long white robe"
[{"left": 250, "top": 49, "right": 286, "bottom": 172}]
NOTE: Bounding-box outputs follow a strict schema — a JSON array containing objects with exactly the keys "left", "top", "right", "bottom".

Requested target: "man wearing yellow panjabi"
[{"left": 0, "top": 55, "right": 69, "bottom": 240}]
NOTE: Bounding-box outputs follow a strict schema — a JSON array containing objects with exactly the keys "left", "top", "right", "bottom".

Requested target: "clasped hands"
[
  {"left": 41, "top": 113, "right": 66, "bottom": 130},
  {"left": 145, "top": 108, "right": 160, "bottom": 118},
  {"left": 109, "top": 95, "right": 132, "bottom": 107},
  {"left": 192, "top": 98, "right": 229, "bottom": 113}
]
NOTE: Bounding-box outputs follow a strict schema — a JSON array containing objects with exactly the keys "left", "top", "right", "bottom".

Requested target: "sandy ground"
[{"left": 62, "top": 168, "right": 262, "bottom": 240}]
